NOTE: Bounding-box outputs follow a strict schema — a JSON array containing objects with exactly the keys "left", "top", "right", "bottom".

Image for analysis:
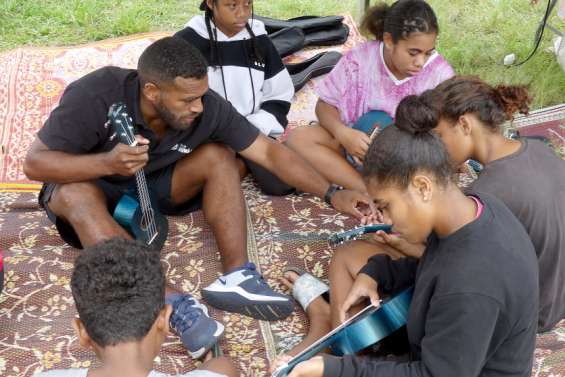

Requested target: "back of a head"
[
  {"left": 138, "top": 36, "right": 208, "bottom": 86},
  {"left": 432, "top": 76, "right": 531, "bottom": 130},
  {"left": 395, "top": 93, "right": 439, "bottom": 135},
  {"left": 363, "top": 121, "right": 453, "bottom": 189},
  {"left": 71, "top": 238, "right": 165, "bottom": 347},
  {"left": 361, "top": 0, "right": 438, "bottom": 42}
]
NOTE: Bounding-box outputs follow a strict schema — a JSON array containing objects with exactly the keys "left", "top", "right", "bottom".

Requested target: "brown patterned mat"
[
  {"left": 2, "top": 181, "right": 565, "bottom": 376},
  {"left": 0, "top": 180, "right": 358, "bottom": 376},
  {"left": 1, "top": 13, "right": 565, "bottom": 377}
]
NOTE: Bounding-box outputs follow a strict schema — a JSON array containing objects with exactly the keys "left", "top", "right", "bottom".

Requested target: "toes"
[
  {"left": 283, "top": 270, "right": 301, "bottom": 283},
  {"left": 280, "top": 277, "right": 294, "bottom": 290}
]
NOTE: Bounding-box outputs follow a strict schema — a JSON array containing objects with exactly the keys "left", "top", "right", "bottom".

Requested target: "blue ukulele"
[
  {"left": 271, "top": 286, "right": 414, "bottom": 377},
  {"left": 107, "top": 103, "right": 168, "bottom": 250}
]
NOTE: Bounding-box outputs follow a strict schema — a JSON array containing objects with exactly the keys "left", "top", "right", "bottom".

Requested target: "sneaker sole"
[{"left": 202, "top": 290, "right": 293, "bottom": 321}]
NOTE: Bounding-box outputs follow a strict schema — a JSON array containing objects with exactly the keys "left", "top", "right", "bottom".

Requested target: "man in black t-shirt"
[{"left": 24, "top": 37, "right": 373, "bottom": 327}]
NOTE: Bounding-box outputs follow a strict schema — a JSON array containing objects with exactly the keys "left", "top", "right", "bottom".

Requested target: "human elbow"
[{"left": 23, "top": 151, "right": 44, "bottom": 181}]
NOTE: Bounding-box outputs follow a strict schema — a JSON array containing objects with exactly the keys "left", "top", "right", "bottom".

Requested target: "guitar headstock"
[{"left": 107, "top": 102, "right": 137, "bottom": 146}]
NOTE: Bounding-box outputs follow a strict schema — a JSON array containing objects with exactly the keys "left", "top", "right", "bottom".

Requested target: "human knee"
[
  {"left": 198, "top": 144, "right": 238, "bottom": 170},
  {"left": 50, "top": 182, "right": 104, "bottom": 213},
  {"left": 286, "top": 125, "right": 318, "bottom": 150},
  {"left": 329, "top": 244, "right": 350, "bottom": 275}
]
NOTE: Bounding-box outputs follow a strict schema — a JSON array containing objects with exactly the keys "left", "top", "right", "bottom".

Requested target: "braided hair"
[
  {"left": 361, "top": 0, "right": 439, "bottom": 42},
  {"left": 199, "top": 0, "right": 263, "bottom": 111},
  {"left": 199, "top": 0, "right": 264, "bottom": 68}
]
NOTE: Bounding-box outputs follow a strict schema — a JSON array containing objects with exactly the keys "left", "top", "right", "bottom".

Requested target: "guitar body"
[
  {"left": 272, "top": 287, "right": 414, "bottom": 377},
  {"left": 328, "top": 224, "right": 392, "bottom": 247},
  {"left": 330, "top": 286, "right": 412, "bottom": 355},
  {"left": 113, "top": 193, "right": 168, "bottom": 251}
]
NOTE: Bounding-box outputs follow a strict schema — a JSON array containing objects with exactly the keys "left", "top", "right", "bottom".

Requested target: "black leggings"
[{"left": 242, "top": 157, "right": 295, "bottom": 196}]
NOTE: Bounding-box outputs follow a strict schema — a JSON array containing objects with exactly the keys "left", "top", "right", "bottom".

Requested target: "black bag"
[
  {"left": 255, "top": 15, "right": 345, "bottom": 34},
  {"left": 285, "top": 51, "right": 343, "bottom": 92},
  {"left": 269, "top": 27, "right": 306, "bottom": 58},
  {"left": 258, "top": 15, "right": 350, "bottom": 57}
]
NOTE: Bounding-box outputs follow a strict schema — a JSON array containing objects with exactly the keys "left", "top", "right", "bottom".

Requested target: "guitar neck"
[
  {"left": 107, "top": 102, "right": 160, "bottom": 245},
  {"left": 134, "top": 169, "right": 159, "bottom": 244}
]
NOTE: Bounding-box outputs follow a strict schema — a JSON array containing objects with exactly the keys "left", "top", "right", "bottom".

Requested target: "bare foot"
[{"left": 278, "top": 270, "right": 332, "bottom": 357}]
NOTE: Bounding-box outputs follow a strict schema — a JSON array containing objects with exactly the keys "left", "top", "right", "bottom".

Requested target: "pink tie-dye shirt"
[{"left": 316, "top": 40, "right": 454, "bottom": 125}]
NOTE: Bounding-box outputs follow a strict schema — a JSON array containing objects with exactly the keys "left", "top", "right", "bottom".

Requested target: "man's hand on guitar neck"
[
  {"left": 339, "top": 273, "right": 380, "bottom": 324},
  {"left": 104, "top": 135, "right": 150, "bottom": 176}
]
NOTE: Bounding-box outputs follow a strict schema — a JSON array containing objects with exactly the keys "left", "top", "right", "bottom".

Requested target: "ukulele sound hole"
[{"left": 140, "top": 210, "right": 154, "bottom": 232}]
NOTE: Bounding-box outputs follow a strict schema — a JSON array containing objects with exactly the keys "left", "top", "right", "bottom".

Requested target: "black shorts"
[{"left": 39, "top": 162, "right": 202, "bottom": 249}]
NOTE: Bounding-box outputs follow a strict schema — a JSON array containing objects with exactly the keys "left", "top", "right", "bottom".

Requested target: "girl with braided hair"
[
  {"left": 176, "top": 0, "right": 295, "bottom": 195},
  {"left": 286, "top": 0, "right": 454, "bottom": 193}
]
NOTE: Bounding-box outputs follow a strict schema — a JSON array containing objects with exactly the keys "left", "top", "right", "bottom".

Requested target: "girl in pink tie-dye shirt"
[{"left": 287, "top": 0, "right": 454, "bottom": 192}]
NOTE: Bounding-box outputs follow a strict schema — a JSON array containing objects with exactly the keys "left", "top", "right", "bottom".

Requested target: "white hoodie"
[{"left": 176, "top": 15, "right": 294, "bottom": 137}]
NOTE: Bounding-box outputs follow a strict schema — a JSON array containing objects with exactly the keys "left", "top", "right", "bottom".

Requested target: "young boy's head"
[{"left": 70, "top": 238, "right": 171, "bottom": 357}]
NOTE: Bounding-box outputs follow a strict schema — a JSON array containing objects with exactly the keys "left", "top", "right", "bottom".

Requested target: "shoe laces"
[
  {"left": 241, "top": 262, "right": 267, "bottom": 286},
  {"left": 170, "top": 295, "right": 203, "bottom": 334}
]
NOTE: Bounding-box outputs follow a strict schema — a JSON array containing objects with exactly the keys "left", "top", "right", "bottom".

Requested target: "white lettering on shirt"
[{"left": 171, "top": 143, "right": 192, "bottom": 154}]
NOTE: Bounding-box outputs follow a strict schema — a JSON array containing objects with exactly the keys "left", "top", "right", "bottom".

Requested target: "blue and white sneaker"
[
  {"left": 202, "top": 263, "right": 293, "bottom": 321},
  {"left": 165, "top": 293, "right": 224, "bottom": 359}
]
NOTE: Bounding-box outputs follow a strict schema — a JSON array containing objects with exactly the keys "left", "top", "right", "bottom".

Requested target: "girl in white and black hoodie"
[{"left": 176, "top": 0, "right": 295, "bottom": 195}]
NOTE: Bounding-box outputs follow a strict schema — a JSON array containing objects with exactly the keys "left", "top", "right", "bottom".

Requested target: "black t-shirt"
[
  {"left": 471, "top": 139, "right": 565, "bottom": 332},
  {"left": 38, "top": 66, "right": 260, "bottom": 183},
  {"left": 326, "top": 192, "right": 539, "bottom": 377}
]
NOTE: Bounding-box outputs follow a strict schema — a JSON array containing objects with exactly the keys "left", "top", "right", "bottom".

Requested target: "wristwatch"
[{"left": 324, "top": 183, "right": 342, "bottom": 207}]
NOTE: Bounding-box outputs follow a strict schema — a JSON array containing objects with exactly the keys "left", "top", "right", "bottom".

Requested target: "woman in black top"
[
  {"left": 402, "top": 76, "right": 565, "bottom": 332},
  {"left": 275, "top": 113, "right": 539, "bottom": 376}
]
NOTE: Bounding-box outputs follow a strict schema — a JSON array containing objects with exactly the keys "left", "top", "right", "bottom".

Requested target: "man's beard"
[{"left": 155, "top": 101, "right": 191, "bottom": 131}]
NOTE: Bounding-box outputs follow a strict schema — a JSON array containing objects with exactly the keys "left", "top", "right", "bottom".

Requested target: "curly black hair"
[
  {"left": 71, "top": 238, "right": 165, "bottom": 347},
  {"left": 138, "top": 36, "right": 208, "bottom": 86}
]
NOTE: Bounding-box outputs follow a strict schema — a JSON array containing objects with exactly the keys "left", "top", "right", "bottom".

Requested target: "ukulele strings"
[{"left": 120, "top": 112, "right": 158, "bottom": 239}]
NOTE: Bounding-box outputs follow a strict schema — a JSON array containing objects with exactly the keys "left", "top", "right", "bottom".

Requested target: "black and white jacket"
[{"left": 176, "top": 16, "right": 294, "bottom": 137}]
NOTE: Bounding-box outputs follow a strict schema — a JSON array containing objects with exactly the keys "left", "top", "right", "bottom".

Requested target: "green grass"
[
  {"left": 1, "top": 0, "right": 564, "bottom": 108},
  {"left": 430, "top": 0, "right": 565, "bottom": 109}
]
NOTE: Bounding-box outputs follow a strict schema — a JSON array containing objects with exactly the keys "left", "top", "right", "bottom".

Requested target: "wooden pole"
[{"left": 358, "top": 0, "right": 370, "bottom": 22}]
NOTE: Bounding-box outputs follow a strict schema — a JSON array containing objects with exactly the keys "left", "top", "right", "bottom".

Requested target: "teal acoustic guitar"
[
  {"left": 271, "top": 286, "right": 413, "bottom": 377},
  {"left": 107, "top": 102, "right": 168, "bottom": 250}
]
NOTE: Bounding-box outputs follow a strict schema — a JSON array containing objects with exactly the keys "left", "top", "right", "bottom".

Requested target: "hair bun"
[
  {"left": 199, "top": 0, "right": 207, "bottom": 11},
  {"left": 395, "top": 93, "right": 438, "bottom": 136},
  {"left": 494, "top": 84, "right": 531, "bottom": 121}
]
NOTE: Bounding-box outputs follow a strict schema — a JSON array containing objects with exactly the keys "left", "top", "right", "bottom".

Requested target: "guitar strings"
[{"left": 119, "top": 110, "right": 158, "bottom": 240}]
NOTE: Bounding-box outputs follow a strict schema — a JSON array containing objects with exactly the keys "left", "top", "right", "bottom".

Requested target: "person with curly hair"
[
  {"left": 397, "top": 76, "right": 565, "bottom": 332},
  {"left": 34, "top": 238, "right": 239, "bottom": 377}
]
